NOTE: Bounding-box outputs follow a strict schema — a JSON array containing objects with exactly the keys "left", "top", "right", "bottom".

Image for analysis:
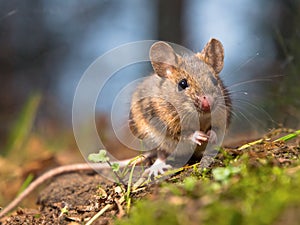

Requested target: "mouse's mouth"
[{"left": 194, "top": 95, "right": 214, "bottom": 113}]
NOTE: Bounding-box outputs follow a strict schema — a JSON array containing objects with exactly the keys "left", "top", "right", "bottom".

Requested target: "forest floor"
[{"left": 0, "top": 128, "right": 300, "bottom": 225}]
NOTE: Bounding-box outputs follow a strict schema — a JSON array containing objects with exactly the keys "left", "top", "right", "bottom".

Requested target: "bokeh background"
[{"left": 0, "top": 0, "right": 299, "bottom": 156}]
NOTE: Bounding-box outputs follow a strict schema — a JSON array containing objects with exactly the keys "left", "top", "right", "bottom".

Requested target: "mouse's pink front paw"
[
  {"left": 190, "top": 130, "right": 209, "bottom": 146},
  {"left": 190, "top": 130, "right": 218, "bottom": 145}
]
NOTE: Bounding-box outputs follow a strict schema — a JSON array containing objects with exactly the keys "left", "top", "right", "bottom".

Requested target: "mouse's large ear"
[
  {"left": 196, "top": 38, "right": 224, "bottom": 75},
  {"left": 150, "top": 41, "right": 179, "bottom": 77}
]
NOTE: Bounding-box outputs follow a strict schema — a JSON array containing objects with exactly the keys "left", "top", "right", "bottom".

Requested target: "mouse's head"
[{"left": 149, "top": 39, "right": 228, "bottom": 115}]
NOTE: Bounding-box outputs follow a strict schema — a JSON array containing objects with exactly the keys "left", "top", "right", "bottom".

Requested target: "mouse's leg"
[
  {"left": 142, "top": 151, "right": 172, "bottom": 178},
  {"left": 206, "top": 129, "right": 217, "bottom": 144}
]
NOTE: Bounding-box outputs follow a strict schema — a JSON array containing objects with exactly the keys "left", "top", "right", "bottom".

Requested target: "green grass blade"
[
  {"left": 17, "top": 173, "right": 34, "bottom": 195},
  {"left": 274, "top": 129, "right": 300, "bottom": 142},
  {"left": 3, "top": 93, "right": 41, "bottom": 157}
]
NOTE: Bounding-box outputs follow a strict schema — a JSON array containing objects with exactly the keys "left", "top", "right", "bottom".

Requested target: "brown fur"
[{"left": 129, "top": 39, "right": 231, "bottom": 160}]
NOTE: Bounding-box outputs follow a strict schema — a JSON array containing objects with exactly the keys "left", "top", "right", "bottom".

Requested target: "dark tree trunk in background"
[
  {"left": 271, "top": 0, "right": 300, "bottom": 127},
  {"left": 157, "top": 0, "right": 184, "bottom": 44}
]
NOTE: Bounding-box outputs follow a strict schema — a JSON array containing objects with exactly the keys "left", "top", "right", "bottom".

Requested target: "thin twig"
[
  {"left": 86, "top": 204, "right": 113, "bottom": 225},
  {"left": 115, "top": 198, "right": 125, "bottom": 218}
]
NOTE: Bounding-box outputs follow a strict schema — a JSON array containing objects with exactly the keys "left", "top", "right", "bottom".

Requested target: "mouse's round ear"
[
  {"left": 196, "top": 38, "right": 224, "bottom": 75},
  {"left": 150, "top": 41, "right": 179, "bottom": 77}
]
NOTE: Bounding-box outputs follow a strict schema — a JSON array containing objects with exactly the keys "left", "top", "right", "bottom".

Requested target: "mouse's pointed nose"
[
  {"left": 195, "top": 95, "right": 213, "bottom": 112},
  {"left": 201, "top": 96, "right": 211, "bottom": 112}
]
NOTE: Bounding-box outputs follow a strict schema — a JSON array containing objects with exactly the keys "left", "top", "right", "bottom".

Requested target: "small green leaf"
[
  {"left": 212, "top": 166, "right": 241, "bottom": 182},
  {"left": 60, "top": 206, "right": 68, "bottom": 214},
  {"left": 88, "top": 149, "right": 109, "bottom": 163},
  {"left": 112, "top": 163, "right": 120, "bottom": 172}
]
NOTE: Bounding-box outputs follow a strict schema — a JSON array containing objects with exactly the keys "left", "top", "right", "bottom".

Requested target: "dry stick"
[
  {"left": 115, "top": 198, "right": 126, "bottom": 218},
  {"left": 0, "top": 160, "right": 133, "bottom": 218},
  {"left": 0, "top": 164, "right": 93, "bottom": 218},
  {"left": 86, "top": 204, "right": 113, "bottom": 225}
]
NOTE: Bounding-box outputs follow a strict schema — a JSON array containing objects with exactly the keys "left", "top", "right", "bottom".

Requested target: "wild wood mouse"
[{"left": 129, "top": 38, "right": 231, "bottom": 176}]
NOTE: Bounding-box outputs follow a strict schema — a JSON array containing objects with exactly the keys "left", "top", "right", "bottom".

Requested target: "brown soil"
[{"left": 0, "top": 129, "right": 299, "bottom": 225}]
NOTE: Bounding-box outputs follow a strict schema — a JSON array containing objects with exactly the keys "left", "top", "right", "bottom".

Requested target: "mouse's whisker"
[
  {"left": 180, "top": 111, "right": 191, "bottom": 125},
  {"left": 215, "top": 105, "right": 232, "bottom": 121},
  {"left": 226, "top": 74, "right": 284, "bottom": 90},
  {"left": 215, "top": 95, "right": 231, "bottom": 103},
  {"left": 223, "top": 52, "right": 260, "bottom": 79},
  {"left": 231, "top": 105, "right": 257, "bottom": 128},
  {"left": 227, "top": 78, "right": 272, "bottom": 89},
  {"left": 228, "top": 109, "right": 239, "bottom": 120},
  {"left": 216, "top": 102, "right": 230, "bottom": 110},
  {"left": 224, "top": 90, "right": 249, "bottom": 96},
  {"left": 233, "top": 98, "right": 276, "bottom": 125},
  {"left": 232, "top": 101, "right": 277, "bottom": 131}
]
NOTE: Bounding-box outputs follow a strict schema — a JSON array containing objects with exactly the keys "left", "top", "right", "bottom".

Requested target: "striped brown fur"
[{"left": 129, "top": 39, "right": 231, "bottom": 161}]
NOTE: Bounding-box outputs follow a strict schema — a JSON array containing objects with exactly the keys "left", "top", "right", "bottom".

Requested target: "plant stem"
[{"left": 106, "top": 161, "right": 127, "bottom": 187}]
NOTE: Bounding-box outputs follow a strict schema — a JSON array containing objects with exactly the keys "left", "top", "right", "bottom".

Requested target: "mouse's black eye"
[{"left": 178, "top": 78, "right": 189, "bottom": 91}]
